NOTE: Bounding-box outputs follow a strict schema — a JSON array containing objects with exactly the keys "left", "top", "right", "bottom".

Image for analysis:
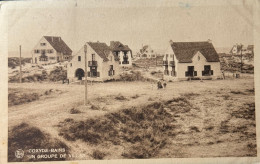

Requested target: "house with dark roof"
[
  {"left": 32, "top": 36, "right": 72, "bottom": 64},
  {"left": 163, "top": 40, "right": 221, "bottom": 80},
  {"left": 109, "top": 41, "right": 132, "bottom": 67},
  {"left": 67, "top": 42, "right": 121, "bottom": 82},
  {"left": 139, "top": 45, "right": 156, "bottom": 58}
]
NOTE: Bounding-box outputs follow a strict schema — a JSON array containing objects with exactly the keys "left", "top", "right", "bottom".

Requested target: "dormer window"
[{"left": 40, "top": 43, "right": 46, "bottom": 46}]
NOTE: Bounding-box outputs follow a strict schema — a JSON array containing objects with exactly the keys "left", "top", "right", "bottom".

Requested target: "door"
[{"left": 90, "top": 66, "right": 98, "bottom": 77}]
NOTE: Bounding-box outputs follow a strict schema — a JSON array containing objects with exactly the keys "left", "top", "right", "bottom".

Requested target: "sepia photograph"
[{"left": 0, "top": 0, "right": 259, "bottom": 163}]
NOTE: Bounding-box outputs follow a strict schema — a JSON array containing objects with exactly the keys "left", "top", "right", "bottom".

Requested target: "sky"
[{"left": 3, "top": 0, "right": 255, "bottom": 57}]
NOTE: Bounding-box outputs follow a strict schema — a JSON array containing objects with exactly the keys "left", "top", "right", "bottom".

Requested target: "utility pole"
[
  {"left": 19, "top": 45, "right": 22, "bottom": 83},
  {"left": 240, "top": 44, "right": 243, "bottom": 74},
  {"left": 84, "top": 44, "right": 88, "bottom": 106}
]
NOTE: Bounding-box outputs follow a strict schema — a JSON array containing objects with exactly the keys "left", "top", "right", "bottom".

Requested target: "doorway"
[{"left": 75, "top": 68, "right": 85, "bottom": 80}]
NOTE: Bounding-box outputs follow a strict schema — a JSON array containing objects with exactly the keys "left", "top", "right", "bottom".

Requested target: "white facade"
[
  {"left": 117, "top": 51, "right": 132, "bottom": 67},
  {"left": 140, "top": 45, "right": 156, "bottom": 58},
  {"left": 163, "top": 44, "right": 222, "bottom": 81},
  {"left": 67, "top": 44, "right": 121, "bottom": 82},
  {"left": 32, "top": 37, "right": 57, "bottom": 64},
  {"left": 32, "top": 37, "right": 71, "bottom": 65}
]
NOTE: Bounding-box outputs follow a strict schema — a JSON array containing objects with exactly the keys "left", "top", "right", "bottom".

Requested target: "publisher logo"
[{"left": 15, "top": 149, "right": 24, "bottom": 158}]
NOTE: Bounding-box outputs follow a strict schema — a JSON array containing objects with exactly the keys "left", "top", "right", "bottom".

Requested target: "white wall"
[
  {"left": 163, "top": 46, "right": 221, "bottom": 80},
  {"left": 32, "top": 37, "right": 57, "bottom": 64},
  {"left": 118, "top": 51, "right": 132, "bottom": 67},
  {"left": 67, "top": 44, "right": 121, "bottom": 82},
  {"left": 101, "top": 53, "right": 120, "bottom": 81},
  {"left": 177, "top": 51, "right": 221, "bottom": 79}
]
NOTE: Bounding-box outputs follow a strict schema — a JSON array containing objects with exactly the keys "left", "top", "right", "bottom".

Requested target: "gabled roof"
[
  {"left": 170, "top": 41, "right": 220, "bottom": 63},
  {"left": 110, "top": 41, "right": 131, "bottom": 51},
  {"left": 43, "top": 36, "right": 72, "bottom": 55},
  {"left": 87, "top": 42, "right": 119, "bottom": 61}
]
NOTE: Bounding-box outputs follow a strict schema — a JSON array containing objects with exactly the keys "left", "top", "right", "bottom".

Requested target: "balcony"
[
  {"left": 163, "top": 60, "right": 168, "bottom": 65},
  {"left": 169, "top": 61, "right": 175, "bottom": 66},
  {"left": 88, "top": 61, "right": 98, "bottom": 66}
]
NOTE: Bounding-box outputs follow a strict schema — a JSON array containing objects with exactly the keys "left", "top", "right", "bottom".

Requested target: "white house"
[
  {"left": 109, "top": 41, "right": 132, "bottom": 67},
  {"left": 139, "top": 45, "right": 156, "bottom": 58},
  {"left": 163, "top": 40, "right": 222, "bottom": 80},
  {"left": 67, "top": 42, "right": 121, "bottom": 82},
  {"left": 32, "top": 36, "right": 72, "bottom": 64},
  {"left": 230, "top": 44, "right": 249, "bottom": 55}
]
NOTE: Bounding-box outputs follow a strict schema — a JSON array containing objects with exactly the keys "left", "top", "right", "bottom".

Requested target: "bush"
[
  {"left": 92, "top": 150, "right": 106, "bottom": 159},
  {"left": 8, "top": 57, "right": 31, "bottom": 68},
  {"left": 115, "top": 94, "right": 128, "bottom": 101},
  {"left": 70, "top": 108, "right": 81, "bottom": 114},
  {"left": 8, "top": 123, "right": 69, "bottom": 162},
  {"left": 49, "top": 66, "right": 67, "bottom": 81},
  {"left": 8, "top": 92, "right": 40, "bottom": 106},
  {"left": 58, "top": 97, "right": 193, "bottom": 158}
]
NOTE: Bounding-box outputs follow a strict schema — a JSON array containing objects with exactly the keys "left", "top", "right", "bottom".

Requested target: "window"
[
  {"left": 92, "top": 54, "right": 95, "bottom": 61},
  {"left": 34, "top": 50, "right": 40, "bottom": 53},
  {"left": 47, "top": 49, "right": 53, "bottom": 53},
  {"left": 198, "top": 56, "right": 200, "bottom": 61},
  {"left": 185, "top": 66, "right": 196, "bottom": 77},
  {"left": 78, "top": 56, "right": 81, "bottom": 61},
  {"left": 109, "top": 65, "right": 114, "bottom": 76},
  {"left": 202, "top": 65, "right": 213, "bottom": 76},
  {"left": 40, "top": 43, "right": 46, "bottom": 46}
]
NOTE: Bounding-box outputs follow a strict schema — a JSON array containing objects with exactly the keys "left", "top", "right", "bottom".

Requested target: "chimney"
[
  {"left": 207, "top": 39, "right": 212, "bottom": 43},
  {"left": 169, "top": 40, "right": 173, "bottom": 44}
]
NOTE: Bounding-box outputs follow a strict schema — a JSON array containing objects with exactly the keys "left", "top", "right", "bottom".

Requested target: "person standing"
[{"left": 157, "top": 80, "right": 162, "bottom": 89}]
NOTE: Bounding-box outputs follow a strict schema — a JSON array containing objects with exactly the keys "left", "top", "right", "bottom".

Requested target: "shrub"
[
  {"left": 131, "top": 94, "right": 140, "bottom": 99},
  {"left": 115, "top": 94, "right": 128, "bottom": 101},
  {"left": 92, "top": 150, "right": 106, "bottom": 160},
  {"left": 70, "top": 108, "right": 81, "bottom": 114},
  {"left": 58, "top": 97, "right": 193, "bottom": 158},
  {"left": 8, "top": 92, "right": 40, "bottom": 106},
  {"left": 8, "top": 123, "right": 69, "bottom": 162},
  {"left": 90, "top": 104, "right": 100, "bottom": 110},
  {"left": 119, "top": 71, "right": 156, "bottom": 82},
  {"left": 49, "top": 66, "right": 67, "bottom": 81},
  {"left": 8, "top": 57, "right": 31, "bottom": 68}
]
